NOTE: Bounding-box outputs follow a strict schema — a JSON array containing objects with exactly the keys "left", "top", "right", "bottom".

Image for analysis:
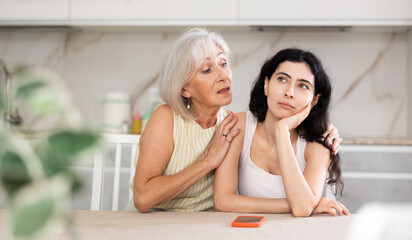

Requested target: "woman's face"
[
  {"left": 264, "top": 61, "right": 319, "bottom": 120},
  {"left": 182, "top": 47, "right": 233, "bottom": 110}
]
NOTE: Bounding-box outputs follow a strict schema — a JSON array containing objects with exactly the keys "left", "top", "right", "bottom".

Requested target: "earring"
[{"left": 187, "top": 98, "right": 191, "bottom": 110}]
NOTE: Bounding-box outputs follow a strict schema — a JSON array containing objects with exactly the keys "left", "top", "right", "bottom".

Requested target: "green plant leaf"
[
  {"left": 16, "top": 81, "right": 47, "bottom": 99},
  {"left": 26, "top": 88, "right": 62, "bottom": 115},
  {"left": 35, "top": 143, "right": 70, "bottom": 168},
  {"left": 9, "top": 174, "right": 73, "bottom": 239},
  {"left": 12, "top": 197, "right": 55, "bottom": 238},
  {"left": 48, "top": 130, "right": 100, "bottom": 156},
  {"left": 0, "top": 151, "right": 32, "bottom": 196}
]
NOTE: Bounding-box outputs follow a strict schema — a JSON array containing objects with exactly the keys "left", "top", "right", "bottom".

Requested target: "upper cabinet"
[
  {"left": 0, "top": 0, "right": 69, "bottom": 21},
  {"left": 70, "top": 0, "right": 237, "bottom": 24},
  {"left": 0, "top": 0, "right": 411, "bottom": 26},
  {"left": 238, "top": 0, "right": 412, "bottom": 25}
]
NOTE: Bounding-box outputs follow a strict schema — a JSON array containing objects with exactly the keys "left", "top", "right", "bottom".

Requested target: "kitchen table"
[{"left": 0, "top": 209, "right": 354, "bottom": 240}]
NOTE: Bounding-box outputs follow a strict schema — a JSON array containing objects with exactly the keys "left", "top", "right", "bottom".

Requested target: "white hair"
[{"left": 159, "top": 28, "right": 230, "bottom": 120}]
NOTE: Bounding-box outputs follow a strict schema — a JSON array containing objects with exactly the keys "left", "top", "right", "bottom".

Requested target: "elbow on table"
[
  {"left": 290, "top": 197, "right": 318, "bottom": 217},
  {"left": 213, "top": 196, "right": 229, "bottom": 212},
  {"left": 291, "top": 208, "right": 312, "bottom": 217},
  {"left": 134, "top": 194, "right": 152, "bottom": 213},
  {"left": 291, "top": 204, "right": 315, "bottom": 217}
]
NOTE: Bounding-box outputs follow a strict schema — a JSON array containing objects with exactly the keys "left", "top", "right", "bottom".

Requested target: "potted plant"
[{"left": 0, "top": 60, "right": 101, "bottom": 240}]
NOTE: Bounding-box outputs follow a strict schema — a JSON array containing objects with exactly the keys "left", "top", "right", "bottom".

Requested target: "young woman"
[{"left": 213, "top": 48, "right": 349, "bottom": 217}]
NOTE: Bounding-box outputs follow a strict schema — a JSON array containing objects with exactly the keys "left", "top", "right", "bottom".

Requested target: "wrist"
[
  {"left": 274, "top": 123, "right": 290, "bottom": 138},
  {"left": 202, "top": 155, "right": 217, "bottom": 172}
]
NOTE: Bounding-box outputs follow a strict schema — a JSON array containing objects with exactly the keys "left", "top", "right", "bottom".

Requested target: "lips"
[
  {"left": 278, "top": 102, "right": 294, "bottom": 109},
  {"left": 217, "top": 87, "right": 230, "bottom": 94}
]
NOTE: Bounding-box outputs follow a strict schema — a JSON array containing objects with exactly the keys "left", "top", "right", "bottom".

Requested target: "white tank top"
[{"left": 238, "top": 111, "right": 307, "bottom": 199}]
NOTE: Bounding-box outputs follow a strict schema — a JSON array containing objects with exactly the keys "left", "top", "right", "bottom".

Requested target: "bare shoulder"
[
  {"left": 150, "top": 104, "right": 174, "bottom": 122},
  {"left": 140, "top": 104, "right": 173, "bottom": 147},
  {"left": 233, "top": 112, "right": 247, "bottom": 138},
  {"left": 235, "top": 111, "right": 247, "bottom": 120},
  {"left": 234, "top": 112, "right": 247, "bottom": 128},
  {"left": 304, "top": 140, "right": 330, "bottom": 161}
]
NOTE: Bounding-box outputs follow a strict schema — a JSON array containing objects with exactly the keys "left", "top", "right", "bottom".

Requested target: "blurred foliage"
[
  {"left": 0, "top": 61, "right": 101, "bottom": 240},
  {"left": 12, "top": 197, "right": 55, "bottom": 237},
  {"left": 0, "top": 151, "right": 32, "bottom": 196},
  {"left": 48, "top": 131, "right": 100, "bottom": 156},
  {"left": 0, "top": 87, "right": 4, "bottom": 111}
]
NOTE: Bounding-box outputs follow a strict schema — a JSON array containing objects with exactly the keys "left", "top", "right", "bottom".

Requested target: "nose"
[
  {"left": 284, "top": 85, "right": 294, "bottom": 98},
  {"left": 216, "top": 65, "right": 230, "bottom": 83}
]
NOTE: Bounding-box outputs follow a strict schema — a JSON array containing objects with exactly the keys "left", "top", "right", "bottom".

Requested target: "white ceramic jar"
[{"left": 102, "top": 92, "right": 131, "bottom": 134}]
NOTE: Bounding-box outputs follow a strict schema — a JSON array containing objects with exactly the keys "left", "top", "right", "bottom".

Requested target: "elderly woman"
[{"left": 132, "top": 28, "right": 340, "bottom": 213}]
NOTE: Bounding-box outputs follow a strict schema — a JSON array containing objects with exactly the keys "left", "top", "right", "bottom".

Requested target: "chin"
[
  {"left": 274, "top": 112, "right": 294, "bottom": 120},
  {"left": 220, "top": 96, "right": 232, "bottom": 106}
]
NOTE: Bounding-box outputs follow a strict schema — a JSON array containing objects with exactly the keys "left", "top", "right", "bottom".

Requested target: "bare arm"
[
  {"left": 214, "top": 112, "right": 291, "bottom": 213},
  {"left": 134, "top": 105, "right": 240, "bottom": 212},
  {"left": 274, "top": 104, "right": 330, "bottom": 217},
  {"left": 276, "top": 130, "right": 330, "bottom": 216}
]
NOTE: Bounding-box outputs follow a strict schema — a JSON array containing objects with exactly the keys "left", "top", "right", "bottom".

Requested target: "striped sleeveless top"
[{"left": 133, "top": 106, "right": 227, "bottom": 212}]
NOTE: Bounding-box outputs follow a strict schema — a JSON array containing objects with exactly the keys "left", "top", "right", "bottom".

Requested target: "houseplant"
[{"left": 0, "top": 60, "right": 101, "bottom": 240}]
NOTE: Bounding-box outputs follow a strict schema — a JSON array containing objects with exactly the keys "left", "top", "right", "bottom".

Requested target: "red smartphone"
[{"left": 231, "top": 216, "right": 265, "bottom": 228}]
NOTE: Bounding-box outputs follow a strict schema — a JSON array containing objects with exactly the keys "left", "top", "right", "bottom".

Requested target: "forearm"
[
  {"left": 276, "top": 129, "right": 318, "bottom": 216},
  {"left": 134, "top": 159, "right": 213, "bottom": 212},
  {"left": 214, "top": 193, "right": 291, "bottom": 213}
]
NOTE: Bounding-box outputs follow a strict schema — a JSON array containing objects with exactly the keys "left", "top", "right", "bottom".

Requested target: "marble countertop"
[{"left": 342, "top": 138, "right": 412, "bottom": 146}]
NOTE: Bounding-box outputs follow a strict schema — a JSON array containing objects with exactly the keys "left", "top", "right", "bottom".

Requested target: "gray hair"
[{"left": 159, "top": 28, "right": 230, "bottom": 120}]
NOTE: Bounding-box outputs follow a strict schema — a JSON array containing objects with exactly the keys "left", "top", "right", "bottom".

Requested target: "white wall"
[{"left": 0, "top": 27, "right": 409, "bottom": 138}]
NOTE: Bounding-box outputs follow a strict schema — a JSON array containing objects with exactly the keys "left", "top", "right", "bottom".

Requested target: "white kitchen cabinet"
[
  {"left": 239, "top": 0, "right": 412, "bottom": 25},
  {"left": 70, "top": 0, "right": 237, "bottom": 24},
  {"left": 0, "top": 0, "right": 69, "bottom": 21},
  {"left": 340, "top": 145, "right": 412, "bottom": 212},
  {"left": 1, "top": 0, "right": 411, "bottom": 27}
]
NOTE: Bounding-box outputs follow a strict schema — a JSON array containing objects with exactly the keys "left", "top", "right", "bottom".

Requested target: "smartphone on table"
[{"left": 231, "top": 216, "right": 265, "bottom": 228}]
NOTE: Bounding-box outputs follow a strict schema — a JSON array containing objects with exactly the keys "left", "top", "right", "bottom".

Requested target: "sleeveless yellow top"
[{"left": 133, "top": 106, "right": 227, "bottom": 212}]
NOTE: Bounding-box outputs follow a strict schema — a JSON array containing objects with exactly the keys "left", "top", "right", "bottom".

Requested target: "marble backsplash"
[{"left": 0, "top": 26, "right": 411, "bottom": 139}]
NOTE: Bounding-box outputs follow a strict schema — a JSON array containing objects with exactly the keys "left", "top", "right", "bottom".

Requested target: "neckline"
[
  {"left": 247, "top": 112, "right": 301, "bottom": 177},
  {"left": 192, "top": 118, "right": 218, "bottom": 131},
  {"left": 190, "top": 108, "right": 223, "bottom": 130}
]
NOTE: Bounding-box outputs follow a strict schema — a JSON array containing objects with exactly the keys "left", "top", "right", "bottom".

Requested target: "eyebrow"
[{"left": 275, "top": 72, "right": 313, "bottom": 86}]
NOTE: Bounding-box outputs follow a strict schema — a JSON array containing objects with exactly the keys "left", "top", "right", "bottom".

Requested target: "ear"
[
  {"left": 264, "top": 77, "right": 269, "bottom": 96},
  {"left": 311, "top": 94, "right": 321, "bottom": 108},
  {"left": 181, "top": 87, "right": 191, "bottom": 98}
]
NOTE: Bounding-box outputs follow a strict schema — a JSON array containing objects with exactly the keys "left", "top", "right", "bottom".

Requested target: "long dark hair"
[{"left": 249, "top": 48, "right": 343, "bottom": 197}]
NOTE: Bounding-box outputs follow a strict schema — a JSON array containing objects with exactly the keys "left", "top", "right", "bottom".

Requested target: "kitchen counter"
[
  {"left": 342, "top": 138, "right": 412, "bottom": 146},
  {"left": 0, "top": 209, "right": 354, "bottom": 240}
]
